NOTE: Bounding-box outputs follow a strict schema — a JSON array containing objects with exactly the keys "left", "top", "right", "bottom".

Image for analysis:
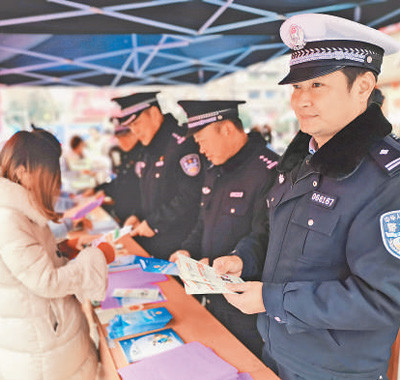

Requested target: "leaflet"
[
  {"left": 176, "top": 254, "right": 244, "bottom": 294},
  {"left": 107, "top": 307, "right": 173, "bottom": 339},
  {"left": 91, "top": 225, "right": 132, "bottom": 247},
  {"left": 119, "top": 328, "right": 183, "bottom": 363},
  {"left": 138, "top": 256, "right": 179, "bottom": 275},
  {"left": 112, "top": 288, "right": 160, "bottom": 299}
]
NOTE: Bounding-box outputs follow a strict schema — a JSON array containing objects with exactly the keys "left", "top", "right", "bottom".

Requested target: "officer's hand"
[
  {"left": 223, "top": 281, "right": 265, "bottom": 314},
  {"left": 124, "top": 215, "right": 141, "bottom": 229},
  {"left": 131, "top": 220, "right": 156, "bottom": 238},
  {"left": 213, "top": 255, "right": 243, "bottom": 277},
  {"left": 199, "top": 257, "right": 209, "bottom": 266},
  {"left": 169, "top": 250, "right": 190, "bottom": 263}
]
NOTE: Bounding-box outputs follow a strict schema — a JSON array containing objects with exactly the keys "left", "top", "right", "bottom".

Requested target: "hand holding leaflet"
[{"left": 176, "top": 253, "right": 244, "bottom": 295}]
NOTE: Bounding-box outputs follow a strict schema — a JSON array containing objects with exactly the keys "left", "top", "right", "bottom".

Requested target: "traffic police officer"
[
  {"left": 114, "top": 92, "right": 203, "bottom": 259},
  {"left": 170, "top": 100, "right": 279, "bottom": 357},
  {"left": 213, "top": 13, "right": 400, "bottom": 380},
  {"left": 93, "top": 119, "right": 143, "bottom": 225}
]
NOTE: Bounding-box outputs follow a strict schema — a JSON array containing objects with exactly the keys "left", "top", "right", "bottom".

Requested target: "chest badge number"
[
  {"left": 380, "top": 210, "right": 400, "bottom": 259},
  {"left": 180, "top": 154, "right": 201, "bottom": 177},
  {"left": 310, "top": 191, "right": 337, "bottom": 209}
]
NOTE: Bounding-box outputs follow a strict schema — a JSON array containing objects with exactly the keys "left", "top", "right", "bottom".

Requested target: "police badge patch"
[
  {"left": 380, "top": 210, "right": 400, "bottom": 259},
  {"left": 180, "top": 154, "right": 201, "bottom": 177}
]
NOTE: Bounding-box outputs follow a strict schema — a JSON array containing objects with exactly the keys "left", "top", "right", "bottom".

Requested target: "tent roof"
[{"left": 1, "top": 0, "right": 399, "bottom": 86}]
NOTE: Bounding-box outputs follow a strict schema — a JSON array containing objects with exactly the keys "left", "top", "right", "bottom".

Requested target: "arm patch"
[{"left": 180, "top": 154, "right": 201, "bottom": 177}]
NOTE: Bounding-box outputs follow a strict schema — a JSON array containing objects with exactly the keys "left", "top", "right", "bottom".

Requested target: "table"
[{"left": 90, "top": 235, "right": 279, "bottom": 380}]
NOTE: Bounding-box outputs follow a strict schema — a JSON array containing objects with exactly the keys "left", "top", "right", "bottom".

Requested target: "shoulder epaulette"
[
  {"left": 172, "top": 132, "right": 186, "bottom": 145},
  {"left": 258, "top": 154, "right": 278, "bottom": 170},
  {"left": 369, "top": 135, "right": 400, "bottom": 176}
]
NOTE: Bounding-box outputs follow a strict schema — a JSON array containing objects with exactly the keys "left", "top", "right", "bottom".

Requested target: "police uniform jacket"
[
  {"left": 251, "top": 104, "right": 400, "bottom": 379},
  {"left": 96, "top": 144, "right": 142, "bottom": 224},
  {"left": 135, "top": 113, "right": 203, "bottom": 259},
  {"left": 181, "top": 132, "right": 279, "bottom": 279}
]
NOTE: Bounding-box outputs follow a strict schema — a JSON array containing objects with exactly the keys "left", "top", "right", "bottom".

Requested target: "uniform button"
[
  {"left": 155, "top": 173, "right": 160, "bottom": 178},
  {"left": 230, "top": 208, "right": 235, "bottom": 214},
  {"left": 206, "top": 299, "right": 210, "bottom": 305},
  {"left": 312, "top": 181, "right": 318, "bottom": 187},
  {"left": 274, "top": 316, "right": 282, "bottom": 323},
  {"left": 200, "top": 202, "right": 204, "bottom": 207},
  {"left": 305, "top": 159, "right": 310, "bottom": 165},
  {"left": 271, "top": 197, "right": 274, "bottom": 202},
  {"left": 308, "top": 219, "right": 314, "bottom": 226}
]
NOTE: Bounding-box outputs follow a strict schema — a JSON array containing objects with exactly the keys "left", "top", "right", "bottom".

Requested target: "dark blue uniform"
[
  {"left": 96, "top": 144, "right": 142, "bottom": 225},
  {"left": 134, "top": 113, "right": 203, "bottom": 259},
  {"left": 248, "top": 104, "right": 400, "bottom": 379},
  {"left": 181, "top": 132, "right": 279, "bottom": 357}
]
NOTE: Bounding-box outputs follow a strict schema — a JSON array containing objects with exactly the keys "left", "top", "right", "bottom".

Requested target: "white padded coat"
[{"left": 0, "top": 178, "right": 108, "bottom": 380}]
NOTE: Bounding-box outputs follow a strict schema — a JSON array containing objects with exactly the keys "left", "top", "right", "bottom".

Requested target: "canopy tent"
[{"left": 0, "top": 0, "right": 400, "bottom": 87}]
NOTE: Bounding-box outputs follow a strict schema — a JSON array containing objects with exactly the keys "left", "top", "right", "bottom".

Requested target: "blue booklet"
[
  {"left": 138, "top": 256, "right": 179, "bottom": 275},
  {"left": 107, "top": 307, "right": 172, "bottom": 339},
  {"left": 119, "top": 328, "right": 184, "bottom": 363}
]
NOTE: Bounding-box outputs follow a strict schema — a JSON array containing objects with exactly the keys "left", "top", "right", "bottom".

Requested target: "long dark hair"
[{"left": 0, "top": 130, "right": 62, "bottom": 222}]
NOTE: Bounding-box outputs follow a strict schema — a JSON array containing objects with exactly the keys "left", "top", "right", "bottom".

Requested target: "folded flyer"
[
  {"left": 177, "top": 253, "right": 244, "bottom": 294},
  {"left": 91, "top": 225, "right": 132, "bottom": 247},
  {"left": 107, "top": 307, "right": 172, "bottom": 339},
  {"left": 119, "top": 328, "right": 183, "bottom": 363},
  {"left": 113, "top": 284, "right": 166, "bottom": 307},
  {"left": 138, "top": 256, "right": 179, "bottom": 275},
  {"left": 108, "top": 255, "right": 140, "bottom": 272}
]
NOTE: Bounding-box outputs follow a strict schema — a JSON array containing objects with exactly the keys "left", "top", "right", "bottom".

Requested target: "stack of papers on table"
[
  {"left": 118, "top": 341, "right": 252, "bottom": 380},
  {"left": 177, "top": 254, "right": 244, "bottom": 295},
  {"left": 108, "top": 255, "right": 140, "bottom": 272},
  {"left": 101, "top": 267, "right": 168, "bottom": 309},
  {"left": 107, "top": 307, "right": 173, "bottom": 339}
]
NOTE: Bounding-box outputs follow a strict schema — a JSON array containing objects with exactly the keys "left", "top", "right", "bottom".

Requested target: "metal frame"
[{"left": 0, "top": 0, "right": 396, "bottom": 86}]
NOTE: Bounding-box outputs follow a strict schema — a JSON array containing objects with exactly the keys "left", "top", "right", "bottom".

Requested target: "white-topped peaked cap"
[
  {"left": 111, "top": 92, "right": 160, "bottom": 127},
  {"left": 279, "top": 13, "right": 400, "bottom": 84}
]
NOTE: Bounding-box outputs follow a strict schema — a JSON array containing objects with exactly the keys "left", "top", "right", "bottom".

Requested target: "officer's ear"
[
  {"left": 219, "top": 120, "right": 234, "bottom": 136},
  {"left": 354, "top": 71, "right": 376, "bottom": 105}
]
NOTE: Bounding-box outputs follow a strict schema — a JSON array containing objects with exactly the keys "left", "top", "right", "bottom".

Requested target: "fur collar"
[
  {"left": 278, "top": 103, "right": 392, "bottom": 178},
  {"left": 0, "top": 178, "right": 48, "bottom": 226}
]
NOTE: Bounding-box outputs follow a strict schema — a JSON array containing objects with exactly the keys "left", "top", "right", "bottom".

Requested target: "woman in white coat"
[{"left": 0, "top": 130, "right": 113, "bottom": 380}]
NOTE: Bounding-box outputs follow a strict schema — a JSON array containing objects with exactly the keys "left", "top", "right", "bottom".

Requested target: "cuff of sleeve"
[{"left": 262, "top": 282, "right": 287, "bottom": 324}]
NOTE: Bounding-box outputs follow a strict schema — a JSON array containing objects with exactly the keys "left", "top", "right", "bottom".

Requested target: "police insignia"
[
  {"left": 180, "top": 154, "right": 200, "bottom": 177},
  {"left": 380, "top": 210, "right": 400, "bottom": 259}
]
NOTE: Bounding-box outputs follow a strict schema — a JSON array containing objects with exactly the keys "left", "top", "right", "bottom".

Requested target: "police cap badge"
[{"left": 279, "top": 13, "right": 400, "bottom": 85}]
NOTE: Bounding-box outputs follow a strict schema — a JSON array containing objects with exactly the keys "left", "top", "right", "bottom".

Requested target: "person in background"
[
  {"left": 0, "top": 130, "right": 114, "bottom": 380},
  {"left": 116, "top": 92, "right": 203, "bottom": 259},
  {"left": 84, "top": 118, "right": 143, "bottom": 225},
  {"left": 214, "top": 13, "right": 400, "bottom": 380},
  {"left": 64, "top": 135, "right": 88, "bottom": 170},
  {"left": 170, "top": 100, "right": 279, "bottom": 357}
]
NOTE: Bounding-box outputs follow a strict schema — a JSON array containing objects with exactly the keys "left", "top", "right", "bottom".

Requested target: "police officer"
[
  {"left": 91, "top": 120, "right": 142, "bottom": 225},
  {"left": 213, "top": 13, "right": 400, "bottom": 380},
  {"left": 114, "top": 92, "right": 203, "bottom": 259},
  {"left": 170, "top": 100, "right": 279, "bottom": 357}
]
